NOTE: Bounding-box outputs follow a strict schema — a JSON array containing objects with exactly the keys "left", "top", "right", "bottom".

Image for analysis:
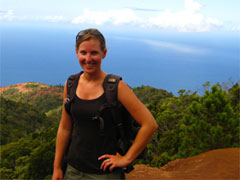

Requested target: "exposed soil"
[
  {"left": 0, "top": 82, "right": 63, "bottom": 98},
  {"left": 126, "top": 148, "right": 239, "bottom": 179},
  {"left": 0, "top": 82, "right": 49, "bottom": 94}
]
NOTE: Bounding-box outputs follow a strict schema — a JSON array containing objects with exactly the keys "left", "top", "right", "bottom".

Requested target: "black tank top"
[{"left": 67, "top": 92, "right": 118, "bottom": 174}]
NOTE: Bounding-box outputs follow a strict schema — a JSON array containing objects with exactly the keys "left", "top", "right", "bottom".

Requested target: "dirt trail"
[{"left": 126, "top": 148, "right": 239, "bottom": 179}]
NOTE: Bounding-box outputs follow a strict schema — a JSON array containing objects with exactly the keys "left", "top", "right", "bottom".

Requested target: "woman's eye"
[
  {"left": 91, "top": 51, "right": 98, "bottom": 55},
  {"left": 80, "top": 51, "right": 86, "bottom": 55}
]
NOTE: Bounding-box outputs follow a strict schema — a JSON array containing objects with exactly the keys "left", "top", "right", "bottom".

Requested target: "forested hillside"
[
  {"left": 144, "top": 82, "right": 240, "bottom": 167},
  {"left": 0, "top": 98, "right": 54, "bottom": 145},
  {"left": 0, "top": 82, "right": 63, "bottom": 112},
  {"left": 0, "top": 81, "right": 239, "bottom": 179}
]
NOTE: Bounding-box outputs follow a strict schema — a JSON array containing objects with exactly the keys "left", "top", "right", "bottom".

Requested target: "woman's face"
[{"left": 76, "top": 39, "right": 107, "bottom": 74}]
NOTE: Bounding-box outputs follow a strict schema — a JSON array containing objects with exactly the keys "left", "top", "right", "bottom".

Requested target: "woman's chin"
[{"left": 83, "top": 68, "right": 98, "bottom": 74}]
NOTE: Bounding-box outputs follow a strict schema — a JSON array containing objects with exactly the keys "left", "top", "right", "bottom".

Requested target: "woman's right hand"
[{"left": 52, "top": 167, "right": 63, "bottom": 180}]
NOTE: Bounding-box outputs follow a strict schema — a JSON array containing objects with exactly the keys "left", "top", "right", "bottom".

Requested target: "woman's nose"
[{"left": 85, "top": 54, "right": 92, "bottom": 62}]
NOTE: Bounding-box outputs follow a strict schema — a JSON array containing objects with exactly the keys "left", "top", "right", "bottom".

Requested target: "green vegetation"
[
  {"left": 0, "top": 97, "right": 58, "bottom": 145},
  {"left": 1, "top": 88, "right": 19, "bottom": 96},
  {"left": 0, "top": 127, "right": 57, "bottom": 180},
  {"left": 1, "top": 84, "right": 63, "bottom": 112},
  {"left": 24, "top": 93, "right": 63, "bottom": 112},
  {"left": 0, "top": 82, "right": 239, "bottom": 179},
  {"left": 144, "top": 83, "right": 240, "bottom": 167},
  {"left": 133, "top": 85, "right": 173, "bottom": 105},
  {"left": 24, "top": 83, "right": 40, "bottom": 88}
]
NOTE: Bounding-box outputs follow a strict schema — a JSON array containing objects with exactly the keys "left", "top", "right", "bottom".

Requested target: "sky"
[
  {"left": 1, "top": 0, "right": 240, "bottom": 33},
  {"left": 0, "top": 0, "right": 239, "bottom": 92}
]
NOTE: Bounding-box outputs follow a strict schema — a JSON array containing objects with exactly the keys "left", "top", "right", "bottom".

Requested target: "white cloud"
[
  {"left": 71, "top": 0, "right": 223, "bottom": 32},
  {"left": 112, "top": 36, "right": 208, "bottom": 54},
  {"left": 1, "top": 0, "right": 224, "bottom": 32},
  {"left": 206, "top": 17, "right": 223, "bottom": 26},
  {"left": 44, "top": 16, "right": 67, "bottom": 23},
  {"left": 0, "top": 10, "right": 67, "bottom": 23},
  {"left": 0, "top": 10, "right": 15, "bottom": 21},
  {"left": 231, "top": 25, "right": 240, "bottom": 31},
  {"left": 0, "top": 10, "right": 28, "bottom": 21},
  {"left": 72, "top": 8, "right": 139, "bottom": 25},
  {"left": 142, "top": 39, "right": 207, "bottom": 54},
  {"left": 184, "top": 0, "right": 201, "bottom": 13},
  {"left": 148, "top": 0, "right": 223, "bottom": 32}
]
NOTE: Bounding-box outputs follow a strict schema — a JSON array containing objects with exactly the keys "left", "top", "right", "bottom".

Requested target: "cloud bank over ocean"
[
  {"left": 71, "top": 0, "right": 222, "bottom": 32},
  {"left": 1, "top": 0, "right": 238, "bottom": 32}
]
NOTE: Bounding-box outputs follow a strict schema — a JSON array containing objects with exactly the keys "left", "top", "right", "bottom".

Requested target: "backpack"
[{"left": 64, "top": 72, "right": 146, "bottom": 173}]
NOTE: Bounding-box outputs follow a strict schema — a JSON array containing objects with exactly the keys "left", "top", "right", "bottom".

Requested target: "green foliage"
[
  {"left": 28, "top": 139, "right": 55, "bottom": 179},
  {"left": 28, "top": 93, "right": 63, "bottom": 112},
  {"left": 145, "top": 83, "right": 240, "bottom": 168},
  {"left": 228, "top": 83, "right": 240, "bottom": 113},
  {"left": 0, "top": 167, "right": 15, "bottom": 180},
  {"left": 0, "top": 97, "right": 55, "bottom": 145},
  {"left": 0, "top": 84, "right": 63, "bottom": 113},
  {"left": 46, "top": 106, "right": 62, "bottom": 120},
  {"left": 176, "top": 84, "right": 238, "bottom": 157},
  {"left": 1, "top": 81, "right": 239, "bottom": 179},
  {"left": 24, "top": 83, "right": 40, "bottom": 88},
  {"left": 0, "top": 127, "right": 57, "bottom": 179},
  {"left": 1, "top": 88, "right": 19, "bottom": 96},
  {"left": 133, "top": 85, "right": 173, "bottom": 105}
]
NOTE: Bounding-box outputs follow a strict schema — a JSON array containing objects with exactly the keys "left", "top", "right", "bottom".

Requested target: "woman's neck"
[{"left": 82, "top": 70, "right": 106, "bottom": 82}]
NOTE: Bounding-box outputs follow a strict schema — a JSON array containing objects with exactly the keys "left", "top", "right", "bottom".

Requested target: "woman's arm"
[
  {"left": 52, "top": 82, "right": 73, "bottom": 180},
  {"left": 117, "top": 81, "right": 158, "bottom": 162},
  {"left": 99, "top": 81, "right": 158, "bottom": 171}
]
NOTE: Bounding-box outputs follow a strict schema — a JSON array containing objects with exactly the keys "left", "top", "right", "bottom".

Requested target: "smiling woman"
[{"left": 52, "top": 28, "right": 158, "bottom": 180}]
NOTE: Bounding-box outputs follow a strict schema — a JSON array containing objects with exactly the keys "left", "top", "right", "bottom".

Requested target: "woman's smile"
[{"left": 83, "top": 61, "right": 97, "bottom": 69}]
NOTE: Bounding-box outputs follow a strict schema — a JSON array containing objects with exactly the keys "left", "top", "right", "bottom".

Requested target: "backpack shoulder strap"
[
  {"left": 101, "top": 74, "right": 123, "bottom": 127},
  {"left": 65, "top": 71, "right": 83, "bottom": 114},
  {"left": 102, "top": 74, "right": 122, "bottom": 107},
  {"left": 102, "top": 74, "right": 125, "bottom": 131}
]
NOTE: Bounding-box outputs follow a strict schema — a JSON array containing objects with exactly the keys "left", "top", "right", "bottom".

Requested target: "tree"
[{"left": 178, "top": 84, "right": 239, "bottom": 158}]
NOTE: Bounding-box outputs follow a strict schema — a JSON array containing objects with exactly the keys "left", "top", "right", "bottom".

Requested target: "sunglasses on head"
[{"left": 76, "top": 29, "right": 104, "bottom": 43}]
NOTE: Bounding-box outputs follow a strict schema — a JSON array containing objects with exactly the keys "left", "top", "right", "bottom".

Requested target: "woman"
[{"left": 52, "top": 28, "right": 158, "bottom": 180}]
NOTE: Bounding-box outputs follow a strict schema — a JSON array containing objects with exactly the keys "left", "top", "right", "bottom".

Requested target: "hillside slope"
[
  {"left": 0, "top": 82, "right": 49, "bottom": 94},
  {"left": 127, "top": 148, "right": 239, "bottom": 179},
  {"left": 0, "top": 82, "right": 63, "bottom": 112}
]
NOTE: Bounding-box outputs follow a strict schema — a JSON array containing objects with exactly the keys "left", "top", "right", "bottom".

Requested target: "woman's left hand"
[{"left": 98, "top": 153, "right": 130, "bottom": 172}]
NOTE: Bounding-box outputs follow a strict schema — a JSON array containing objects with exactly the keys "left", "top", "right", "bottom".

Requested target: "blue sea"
[{"left": 1, "top": 24, "right": 239, "bottom": 95}]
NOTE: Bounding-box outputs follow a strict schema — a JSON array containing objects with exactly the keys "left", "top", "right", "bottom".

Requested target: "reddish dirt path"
[{"left": 126, "top": 148, "right": 239, "bottom": 179}]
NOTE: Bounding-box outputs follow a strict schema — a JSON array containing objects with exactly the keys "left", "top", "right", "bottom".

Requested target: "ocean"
[{"left": 1, "top": 24, "right": 239, "bottom": 95}]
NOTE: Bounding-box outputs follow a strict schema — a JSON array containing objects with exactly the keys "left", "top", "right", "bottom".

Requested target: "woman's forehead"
[{"left": 79, "top": 39, "right": 102, "bottom": 49}]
